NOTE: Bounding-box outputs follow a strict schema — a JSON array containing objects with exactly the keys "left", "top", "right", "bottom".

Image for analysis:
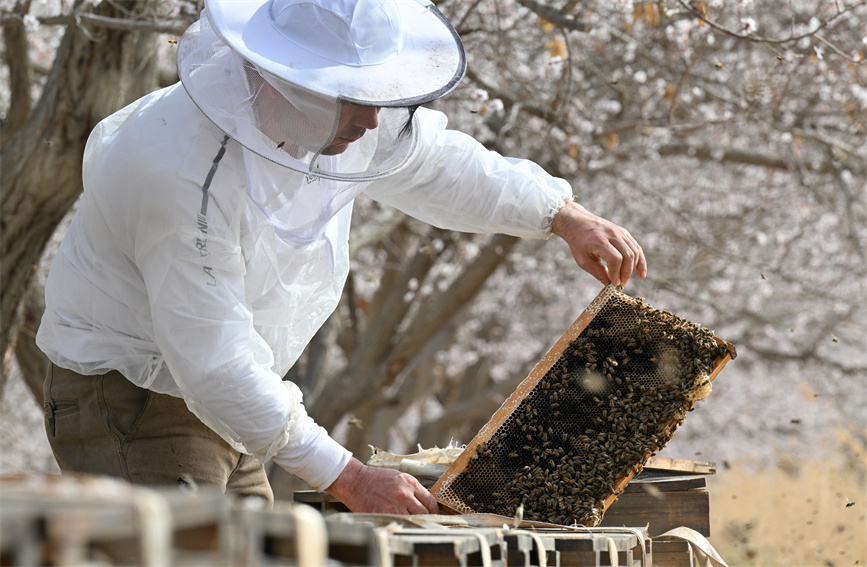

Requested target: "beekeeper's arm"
[
  {"left": 134, "top": 166, "right": 436, "bottom": 514},
  {"left": 365, "top": 107, "right": 646, "bottom": 287}
]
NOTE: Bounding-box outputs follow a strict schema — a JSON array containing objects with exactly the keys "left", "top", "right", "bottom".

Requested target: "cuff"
[
  {"left": 543, "top": 192, "right": 575, "bottom": 237},
  {"left": 270, "top": 417, "right": 353, "bottom": 491}
]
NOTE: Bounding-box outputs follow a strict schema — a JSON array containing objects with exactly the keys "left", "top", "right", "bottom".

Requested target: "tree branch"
[
  {"left": 654, "top": 142, "right": 865, "bottom": 176},
  {"left": 466, "top": 66, "right": 574, "bottom": 134},
  {"left": 348, "top": 207, "right": 407, "bottom": 258},
  {"left": 514, "top": 0, "right": 590, "bottom": 32},
  {"left": 0, "top": 11, "right": 191, "bottom": 36},
  {"left": 0, "top": 0, "right": 33, "bottom": 148},
  {"left": 385, "top": 234, "right": 519, "bottom": 380},
  {"left": 674, "top": 0, "right": 866, "bottom": 52}
]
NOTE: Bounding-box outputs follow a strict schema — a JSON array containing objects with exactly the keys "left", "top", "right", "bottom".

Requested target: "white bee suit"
[{"left": 37, "top": 81, "right": 572, "bottom": 490}]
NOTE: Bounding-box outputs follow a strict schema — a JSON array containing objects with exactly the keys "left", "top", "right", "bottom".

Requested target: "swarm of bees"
[{"left": 434, "top": 288, "right": 733, "bottom": 526}]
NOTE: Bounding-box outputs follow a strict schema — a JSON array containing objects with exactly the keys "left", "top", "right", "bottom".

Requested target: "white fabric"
[
  {"left": 657, "top": 527, "right": 729, "bottom": 567},
  {"left": 37, "top": 83, "right": 572, "bottom": 490},
  {"left": 204, "top": 0, "right": 465, "bottom": 105}
]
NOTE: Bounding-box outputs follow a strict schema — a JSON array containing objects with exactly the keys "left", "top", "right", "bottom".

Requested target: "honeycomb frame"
[{"left": 430, "top": 285, "right": 736, "bottom": 526}]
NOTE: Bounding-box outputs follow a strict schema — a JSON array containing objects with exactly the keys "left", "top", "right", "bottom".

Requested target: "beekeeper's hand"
[
  {"left": 325, "top": 457, "right": 440, "bottom": 514},
  {"left": 552, "top": 201, "right": 647, "bottom": 287}
]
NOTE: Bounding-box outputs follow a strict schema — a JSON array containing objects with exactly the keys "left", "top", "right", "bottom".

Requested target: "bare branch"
[
  {"left": 814, "top": 32, "right": 867, "bottom": 63},
  {"left": 654, "top": 142, "right": 865, "bottom": 176},
  {"left": 455, "top": 0, "right": 485, "bottom": 32},
  {"left": 349, "top": 207, "right": 407, "bottom": 258},
  {"left": 0, "top": 11, "right": 191, "bottom": 36},
  {"left": 386, "top": 234, "right": 518, "bottom": 376},
  {"left": 0, "top": 2, "right": 32, "bottom": 148},
  {"left": 514, "top": 0, "right": 590, "bottom": 32},
  {"left": 466, "top": 67, "right": 573, "bottom": 134},
  {"left": 667, "top": 42, "right": 708, "bottom": 124},
  {"left": 674, "top": 0, "right": 867, "bottom": 56}
]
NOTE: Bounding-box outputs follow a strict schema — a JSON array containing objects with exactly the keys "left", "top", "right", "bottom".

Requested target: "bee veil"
[{"left": 176, "top": 0, "right": 466, "bottom": 242}]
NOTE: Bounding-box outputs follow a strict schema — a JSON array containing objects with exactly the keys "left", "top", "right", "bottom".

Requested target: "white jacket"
[{"left": 37, "top": 83, "right": 572, "bottom": 490}]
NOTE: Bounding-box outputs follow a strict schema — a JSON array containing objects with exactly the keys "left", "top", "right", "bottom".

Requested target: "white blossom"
[
  {"left": 22, "top": 14, "right": 40, "bottom": 31},
  {"left": 595, "top": 99, "right": 622, "bottom": 116},
  {"left": 740, "top": 17, "right": 758, "bottom": 34},
  {"left": 851, "top": 84, "right": 867, "bottom": 109},
  {"left": 548, "top": 55, "right": 564, "bottom": 74}
]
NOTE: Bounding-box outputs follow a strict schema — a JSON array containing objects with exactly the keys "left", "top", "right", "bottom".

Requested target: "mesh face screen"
[{"left": 431, "top": 286, "right": 734, "bottom": 526}]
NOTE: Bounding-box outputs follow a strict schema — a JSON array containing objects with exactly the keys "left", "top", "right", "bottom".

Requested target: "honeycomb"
[{"left": 430, "top": 285, "right": 735, "bottom": 526}]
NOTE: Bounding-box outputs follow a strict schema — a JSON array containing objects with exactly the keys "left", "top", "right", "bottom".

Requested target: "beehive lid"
[{"left": 430, "top": 285, "right": 736, "bottom": 526}]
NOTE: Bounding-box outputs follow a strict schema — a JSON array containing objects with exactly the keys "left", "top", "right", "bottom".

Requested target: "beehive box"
[{"left": 430, "top": 285, "right": 736, "bottom": 526}]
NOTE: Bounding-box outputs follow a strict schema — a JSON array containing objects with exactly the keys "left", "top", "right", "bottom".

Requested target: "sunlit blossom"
[
  {"left": 740, "top": 17, "right": 758, "bottom": 34},
  {"left": 22, "top": 14, "right": 40, "bottom": 31},
  {"left": 547, "top": 55, "right": 564, "bottom": 74}
]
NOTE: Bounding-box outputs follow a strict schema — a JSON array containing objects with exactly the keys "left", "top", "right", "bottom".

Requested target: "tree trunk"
[
  {"left": 0, "top": 0, "right": 161, "bottom": 396},
  {"left": 312, "top": 233, "right": 519, "bottom": 432},
  {"left": 13, "top": 278, "right": 49, "bottom": 406}
]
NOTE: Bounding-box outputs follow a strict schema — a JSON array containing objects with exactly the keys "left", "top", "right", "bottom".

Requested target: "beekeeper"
[{"left": 36, "top": 0, "right": 646, "bottom": 514}]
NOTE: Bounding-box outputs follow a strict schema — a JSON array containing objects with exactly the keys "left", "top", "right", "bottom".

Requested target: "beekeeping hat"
[{"left": 176, "top": 0, "right": 466, "bottom": 181}]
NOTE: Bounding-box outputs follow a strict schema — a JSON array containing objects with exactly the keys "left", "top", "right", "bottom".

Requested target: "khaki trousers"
[{"left": 43, "top": 363, "right": 273, "bottom": 503}]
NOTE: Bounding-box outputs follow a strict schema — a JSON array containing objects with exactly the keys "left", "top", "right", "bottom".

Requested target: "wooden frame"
[{"left": 430, "top": 285, "right": 736, "bottom": 523}]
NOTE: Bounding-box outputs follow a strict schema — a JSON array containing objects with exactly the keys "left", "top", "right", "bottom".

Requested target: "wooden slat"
[
  {"left": 600, "top": 488, "right": 710, "bottom": 537},
  {"left": 652, "top": 540, "right": 694, "bottom": 567},
  {"left": 503, "top": 532, "right": 534, "bottom": 567},
  {"left": 624, "top": 475, "right": 706, "bottom": 494},
  {"left": 389, "top": 534, "right": 480, "bottom": 567},
  {"left": 644, "top": 457, "right": 716, "bottom": 475}
]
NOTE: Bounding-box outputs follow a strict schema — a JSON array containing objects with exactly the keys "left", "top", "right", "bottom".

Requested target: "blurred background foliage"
[{"left": 2, "top": 1, "right": 865, "bottom": 564}]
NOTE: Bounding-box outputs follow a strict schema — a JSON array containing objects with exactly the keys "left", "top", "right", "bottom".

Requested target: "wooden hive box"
[{"left": 601, "top": 457, "right": 716, "bottom": 537}]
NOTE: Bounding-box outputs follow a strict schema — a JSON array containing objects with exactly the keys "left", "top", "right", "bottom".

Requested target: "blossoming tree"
[{"left": 2, "top": 0, "right": 865, "bottom": 471}]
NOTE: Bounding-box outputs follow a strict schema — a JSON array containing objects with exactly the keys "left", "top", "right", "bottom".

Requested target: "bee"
[
  {"left": 277, "top": 141, "right": 286, "bottom": 149},
  {"left": 167, "top": 39, "right": 178, "bottom": 44}
]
